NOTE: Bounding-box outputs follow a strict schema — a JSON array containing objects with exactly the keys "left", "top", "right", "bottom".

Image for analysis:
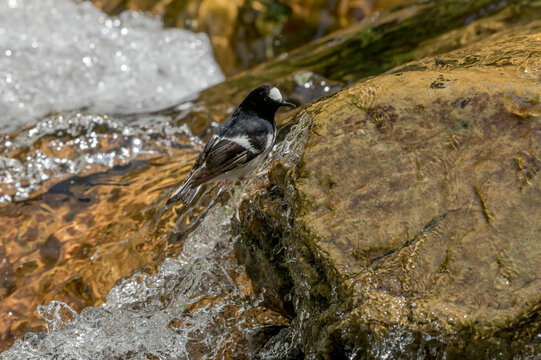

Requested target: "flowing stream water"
[
  {"left": 1, "top": 205, "right": 289, "bottom": 359},
  {"left": 0, "top": 0, "right": 291, "bottom": 357}
]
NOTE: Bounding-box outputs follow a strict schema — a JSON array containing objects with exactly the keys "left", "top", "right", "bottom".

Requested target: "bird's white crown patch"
[{"left": 269, "top": 87, "right": 282, "bottom": 102}]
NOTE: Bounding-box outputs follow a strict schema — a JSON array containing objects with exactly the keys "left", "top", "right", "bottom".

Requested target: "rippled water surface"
[{"left": 0, "top": 0, "right": 323, "bottom": 352}]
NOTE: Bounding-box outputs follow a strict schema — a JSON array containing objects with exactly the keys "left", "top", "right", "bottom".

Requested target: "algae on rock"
[{"left": 236, "top": 21, "right": 541, "bottom": 359}]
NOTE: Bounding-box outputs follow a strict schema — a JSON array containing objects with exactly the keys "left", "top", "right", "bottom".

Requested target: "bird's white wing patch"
[
  {"left": 222, "top": 135, "right": 259, "bottom": 153},
  {"left": 269, "top": 87, "right": 282, "bottom": 102}
]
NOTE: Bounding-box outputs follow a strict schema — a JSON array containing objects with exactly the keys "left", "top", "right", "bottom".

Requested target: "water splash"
[
  {"left": 0, "top": 111, "right": 201, "bottom": 202},
  {"left": 289, "top": 71, "right": 343, "bottom": 105},
  {"left": 1, "top": 207, "right": 288, "bottom": 359},
  {"left": 0, "top": 0, "right": 224, "bottom": 132}
]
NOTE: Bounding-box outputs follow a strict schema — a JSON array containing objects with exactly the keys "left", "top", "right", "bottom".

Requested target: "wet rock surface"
[{"left": 236, "top": 22, "right": 541, "bottom": 358}]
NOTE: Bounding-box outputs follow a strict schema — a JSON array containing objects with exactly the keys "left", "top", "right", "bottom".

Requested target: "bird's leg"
[
  {"left": 244, "top": 169, "right": 269, "bottom": 181},
  {"left": 224, "top": 181, "right": 240, "bottom": 221}
]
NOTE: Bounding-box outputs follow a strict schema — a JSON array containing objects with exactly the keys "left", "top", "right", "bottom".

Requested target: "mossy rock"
[{"left": 235, "top": 22, "right": 541, "bottom": 359}]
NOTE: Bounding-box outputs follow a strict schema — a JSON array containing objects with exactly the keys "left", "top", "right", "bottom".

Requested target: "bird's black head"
[{"left": 238, "top": 85, "right": 295, "bottom": 122}]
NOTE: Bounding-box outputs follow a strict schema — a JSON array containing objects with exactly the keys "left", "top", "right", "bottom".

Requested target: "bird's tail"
[{"left": 166, "top": 171, "right": 201, "bottom": 206}]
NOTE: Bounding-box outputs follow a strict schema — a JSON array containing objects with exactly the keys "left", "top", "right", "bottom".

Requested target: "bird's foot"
[
  {"left": 234, "top": 205, "right": 240, "bottom": 222},
  {"left": 224, "top": 181, "right": 241, "bottom": 221}
]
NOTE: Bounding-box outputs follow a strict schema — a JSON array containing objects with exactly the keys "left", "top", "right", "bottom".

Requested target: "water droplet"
[{"left": 82, "top": 56, "right": 92, "bottom": 67}]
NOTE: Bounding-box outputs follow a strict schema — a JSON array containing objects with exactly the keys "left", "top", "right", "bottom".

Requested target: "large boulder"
[{"left": 235, "top": 22, "right": 541, "bottom": 358}]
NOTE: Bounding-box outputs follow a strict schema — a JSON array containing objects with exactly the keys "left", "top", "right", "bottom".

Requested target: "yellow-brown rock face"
[{"left": 237, "top": 23, "right": 541, "bottom": 358}]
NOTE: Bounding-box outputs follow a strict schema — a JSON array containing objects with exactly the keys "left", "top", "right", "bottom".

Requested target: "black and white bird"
[{"left": 166, "top": 85, "right": 295, "bottom": 219}]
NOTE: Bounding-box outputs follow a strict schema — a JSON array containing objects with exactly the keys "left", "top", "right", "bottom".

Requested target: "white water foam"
[
  {"left": 1, "top": 207, "right": 276, "bottom": 359},
  {"left": 0, "top": 0, "right": 224, "bottom": 132}
]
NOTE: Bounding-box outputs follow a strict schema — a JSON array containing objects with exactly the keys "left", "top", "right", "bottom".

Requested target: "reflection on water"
[
  {"left": 0, "top": 119, "right": 280, "bottom": 351},
  {"left": 0, "top": 146, "right": 190, "bottom": 348},
  {"left": 0, "top": 100, "right": 306, "bottom": 353}
]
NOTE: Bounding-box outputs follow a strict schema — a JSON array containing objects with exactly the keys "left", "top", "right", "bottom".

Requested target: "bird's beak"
[{"left": 281, "top": 100, "right": 296, "bottom": 108}]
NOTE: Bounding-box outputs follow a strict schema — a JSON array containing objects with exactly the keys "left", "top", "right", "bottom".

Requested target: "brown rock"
[{"left": 237, "top": 22, "right": 541, "bottom": 358}]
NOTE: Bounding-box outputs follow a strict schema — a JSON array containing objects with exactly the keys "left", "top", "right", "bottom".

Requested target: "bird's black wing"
[
  {"left": 192, "top": 134, "right": 220, "bottom": 171},
  {"left": 189, "top": 111, "right": 244, "bottom": 172},
  {"left": 191, "top": 132, "right": 269, "bottom": 186}
]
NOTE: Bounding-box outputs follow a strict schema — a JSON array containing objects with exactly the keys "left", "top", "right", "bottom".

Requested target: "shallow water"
[{"left": 0, "top": 0, "right": 328, "bottom": 349}]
